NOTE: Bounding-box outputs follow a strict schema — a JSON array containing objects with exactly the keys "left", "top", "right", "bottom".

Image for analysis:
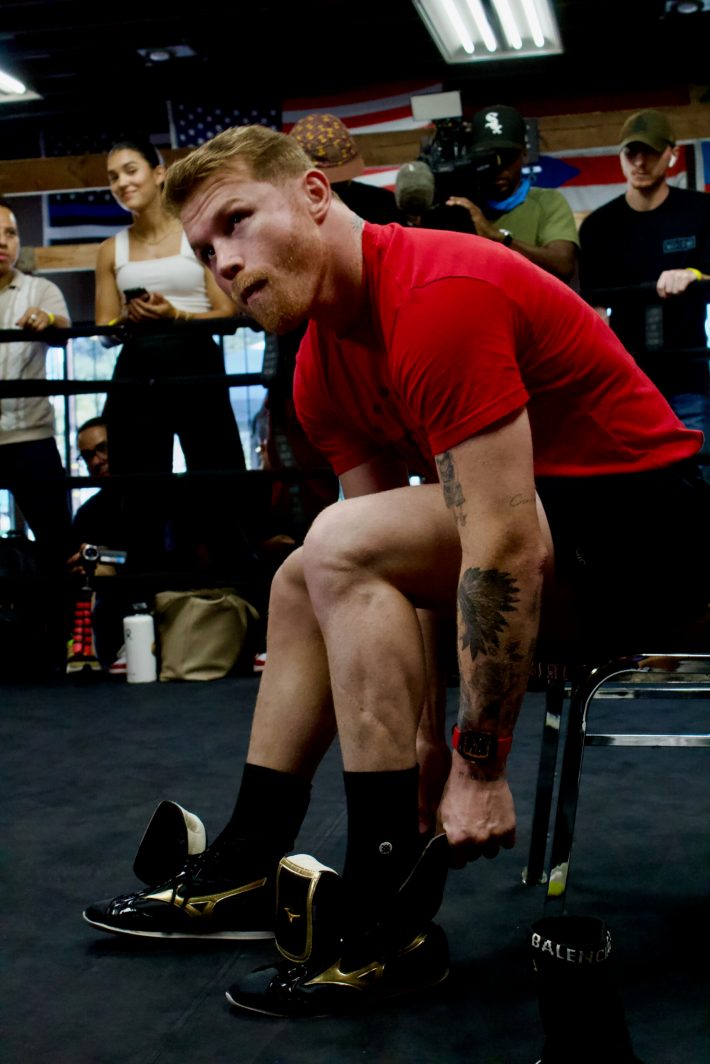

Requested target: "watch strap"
[{"left": 451, "top": 724, "right": 513, "bottom": 763}]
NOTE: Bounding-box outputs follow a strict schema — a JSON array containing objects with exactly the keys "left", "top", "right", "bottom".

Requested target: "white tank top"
[{"left": 114, "top": 228, "right": 211, "bottom": 314}]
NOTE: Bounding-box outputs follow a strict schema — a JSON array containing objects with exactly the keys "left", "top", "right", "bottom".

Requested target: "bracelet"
[
  {"left": 46, "top": 311, "right": 56, "bottom": 326},
  {"left": 686, "top": 267, "right": 703, "bottom": 281},
  {"left": 106, "top": 317, "right": 120, "bottom": 327}
]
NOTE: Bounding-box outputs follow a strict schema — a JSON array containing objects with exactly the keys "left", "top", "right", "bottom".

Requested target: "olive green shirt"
[{"left": 497, "top": 187, "right": 580, "bottom": 247}]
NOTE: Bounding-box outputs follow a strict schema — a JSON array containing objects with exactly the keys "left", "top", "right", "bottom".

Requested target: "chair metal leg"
[
  {"left": 544, "top": 659, "right": 639, "bottom": 913},
  {"left": 523, "top": 673, "right": 565, "bottom": 886},
  {"left": 537, "top": 650, "right": 709, "bottom": 911}
]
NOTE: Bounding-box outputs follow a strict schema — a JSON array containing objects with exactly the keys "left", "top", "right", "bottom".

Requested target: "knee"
[
  {"left": 301, "top": 503, "right": 373, "bottom": 601},
  {"left": 268, "top": 546, "right": 309, "bottom": 614}
]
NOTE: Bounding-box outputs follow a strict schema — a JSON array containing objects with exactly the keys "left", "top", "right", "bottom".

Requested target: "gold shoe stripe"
[
  {"left": 307, "top": 932, "right": 429, "bottom": 990},
  {"left": 146, "top": 877, "right": 267, "bottom": 919}
]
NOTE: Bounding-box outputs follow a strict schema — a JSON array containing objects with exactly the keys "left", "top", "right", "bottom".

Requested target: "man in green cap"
[{"left": 579, "top": 109, "right": 710, "bottom": 453}]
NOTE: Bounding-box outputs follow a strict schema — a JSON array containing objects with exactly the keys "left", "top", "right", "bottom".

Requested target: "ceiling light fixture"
[
  {"left": 413, "top": 0, "right": 563, "bottom": 62},
  {"left": 664, "top": 0, "right": 706, "bottom": 12},
  {"left": 0, "top": 68, "right": 26, "bottom": 95}
]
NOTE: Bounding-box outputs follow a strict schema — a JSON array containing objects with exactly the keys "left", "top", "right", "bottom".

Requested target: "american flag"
[
  {"left": 283, "top": 81, "right": 443, "bottom": 191},
  {"left": 170, "top": 102, "right": 280, "bottom": 148}
]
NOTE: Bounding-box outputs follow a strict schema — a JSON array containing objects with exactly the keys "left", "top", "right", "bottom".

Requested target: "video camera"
[
  {"left": 420, "top": 119, "right": 500, "bottom": 203},
  {"left": 80, "top": 544, "right": 127, "bottom": 568},
  {"left": 411, "top": 91, "right": 501, "bottom": 205}
]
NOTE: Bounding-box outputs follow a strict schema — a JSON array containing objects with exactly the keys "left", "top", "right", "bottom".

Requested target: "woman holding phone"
[{"left": 94, "top": 139, "right": 248, "bottom": 573}]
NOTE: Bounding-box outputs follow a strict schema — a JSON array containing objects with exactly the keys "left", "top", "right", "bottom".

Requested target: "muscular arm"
[{"left": 437, "top": 409, "right": 549, "bottom": 860}]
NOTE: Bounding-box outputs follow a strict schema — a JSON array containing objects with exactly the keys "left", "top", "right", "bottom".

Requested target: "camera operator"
[{"left": 445, "top": 105, "right": 579, "bottom": 283}]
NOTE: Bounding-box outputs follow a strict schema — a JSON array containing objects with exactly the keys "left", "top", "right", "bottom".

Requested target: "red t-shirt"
[{"left": 294, "top": 223, "right": 701, "bottom": 479}]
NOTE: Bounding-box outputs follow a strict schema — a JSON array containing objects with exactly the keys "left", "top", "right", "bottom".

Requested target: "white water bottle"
[{"left": 123, "top": 603, "right": 157, "bottom": 684}]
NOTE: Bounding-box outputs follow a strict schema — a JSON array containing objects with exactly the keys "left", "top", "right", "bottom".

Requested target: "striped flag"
[
  {"left": 282, "top": 81, "right": 443, "bottom": 135},
  {"left": 44, "top": 190, "right": 130, "bottom": 245},
  {"left": 533, "top": 145, "right": 691, "bottom": 216},
  {"left": 699, "top": 141, "right": 710, "bottom": 192},
  {"left": 283, "top": 81, "right": 443, "bottom": 191},
  {"left": 170, "top": 101, "right": 280, "bottom": 148}
]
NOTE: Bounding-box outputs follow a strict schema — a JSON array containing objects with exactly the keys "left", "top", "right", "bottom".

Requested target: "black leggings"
[
  {"left": 104, "top": 331, "right": 250, "bottom": 577},
  {"left": 105, "top": 330, "right": 245, "bottom": 476}
]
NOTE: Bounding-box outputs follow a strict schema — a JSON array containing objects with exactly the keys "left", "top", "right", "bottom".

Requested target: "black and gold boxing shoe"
[
  {"left": 226, "top": 836, "right": 450, "bottom": 1016},
  {"left": 83, "top": 837, "right": 277, "bottom": 940}
]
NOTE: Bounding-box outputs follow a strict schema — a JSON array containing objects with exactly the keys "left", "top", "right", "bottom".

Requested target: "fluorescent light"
[
  {"left": 0, "top": 69, "right": 26, "bottom": 95},
  {"left": 521, "top": 0, "right": 545, "bottom": 46},
  {"left": 412, "top": 0, "right": 563, "bottom": 63},
  {"left": 464, "top": 0, "right": 498, "bottom": 51},
  {"left": 442, "top": 0, "right": 475, "bottom": 53},
  {"left": 491, "top": 0, "right": 523, "bottom": 48}
]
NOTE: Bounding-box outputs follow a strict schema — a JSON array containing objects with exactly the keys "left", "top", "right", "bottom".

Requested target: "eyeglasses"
[{"left": 79, "top": 441, "right": 108, "bottom": 463}]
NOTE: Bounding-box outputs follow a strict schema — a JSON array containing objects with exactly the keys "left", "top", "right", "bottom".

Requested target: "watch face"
[{"left": 458, "top": 730, "right": 496, "bottom": 762}]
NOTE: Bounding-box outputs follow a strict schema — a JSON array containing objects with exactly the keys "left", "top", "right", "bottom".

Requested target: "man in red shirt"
[{"left": 84, "top": 127, "right": 710, "bottom": 1019}]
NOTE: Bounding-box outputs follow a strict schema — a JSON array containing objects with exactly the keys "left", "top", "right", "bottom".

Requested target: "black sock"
[
  {"left": 342, "top": 766, "right": 422, "bottom": 930},
  {"left": 214, "top": 763, "right": 312, "bottom": 862}
]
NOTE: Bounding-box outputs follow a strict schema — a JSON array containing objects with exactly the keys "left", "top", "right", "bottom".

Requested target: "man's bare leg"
[
  {"left": 246, "top": 547, "right": 336, "bottom": 778},
  {"left": 223, "top": 485, "right": 461, "bottom": 1011},
  {"left": 297, "top": 485, "right": 460, "bottom": 929},
  {"left": 301, "top": 484, "right": 460, "bottom": 772},
  {"left": 82, "top": 546, "right": 339, "bottom": 939}
]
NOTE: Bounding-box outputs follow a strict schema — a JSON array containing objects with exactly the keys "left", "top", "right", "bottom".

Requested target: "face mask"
[{"left": 486, "top": 175, "right": 531, "bottom": 212}]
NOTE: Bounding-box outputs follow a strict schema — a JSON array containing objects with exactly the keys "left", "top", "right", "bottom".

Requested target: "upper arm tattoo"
[{"left": 436, "top": 450, "right": 466, "bottom": 525}]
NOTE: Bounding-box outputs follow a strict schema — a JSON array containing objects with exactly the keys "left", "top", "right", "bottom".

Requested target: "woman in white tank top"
[
  {"left": 95, "top": 140, "right": 239, "bottom": 329},
  {"left": 94, "top": 140, "right": 249, "bottom": 575}
]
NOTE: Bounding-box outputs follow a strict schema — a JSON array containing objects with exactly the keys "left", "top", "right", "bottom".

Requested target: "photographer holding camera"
[{"left": 445, "top": 104, "right": 579, "bottom": 283}]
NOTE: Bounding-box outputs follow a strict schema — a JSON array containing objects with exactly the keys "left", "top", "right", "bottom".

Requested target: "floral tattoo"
[{"left": 458, "top": 567, "right": 520, "bottom": 663}]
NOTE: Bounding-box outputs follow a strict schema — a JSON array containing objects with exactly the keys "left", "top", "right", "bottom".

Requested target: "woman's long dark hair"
[{"left": 108, "top": 139, "right": 163, "bottom": 170}]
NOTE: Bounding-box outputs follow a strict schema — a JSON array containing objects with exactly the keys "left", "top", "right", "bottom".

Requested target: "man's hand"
[
  {"left": 446, "top": 196, "right": 505, "bottom": 241},
  {"left": 16, "top": 306, "right": 57, "bottom": 332},
  {"left": 439, "top": 751, "right": 516, "bottom": 867},
  {"left": 66, "top": 547, "right": 116, "bottom": 577},
  {"left": 657, "top": 268, "right": 700, "bottom": 299}
]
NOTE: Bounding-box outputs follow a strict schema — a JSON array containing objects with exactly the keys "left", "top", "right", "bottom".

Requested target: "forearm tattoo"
[
  {"left": 458, "top": 567, "right": 519, "bottom": 663},
  {"left": 457, "top": 568, "right": 539, "bottom": 734},
  {"left": 436, "top": 450, "right": 466, "bottom": 525}
]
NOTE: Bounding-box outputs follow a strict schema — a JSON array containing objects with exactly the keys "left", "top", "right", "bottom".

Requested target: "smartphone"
[{"left": 124, "top": 287, "right": 149, "bottom": 302}]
